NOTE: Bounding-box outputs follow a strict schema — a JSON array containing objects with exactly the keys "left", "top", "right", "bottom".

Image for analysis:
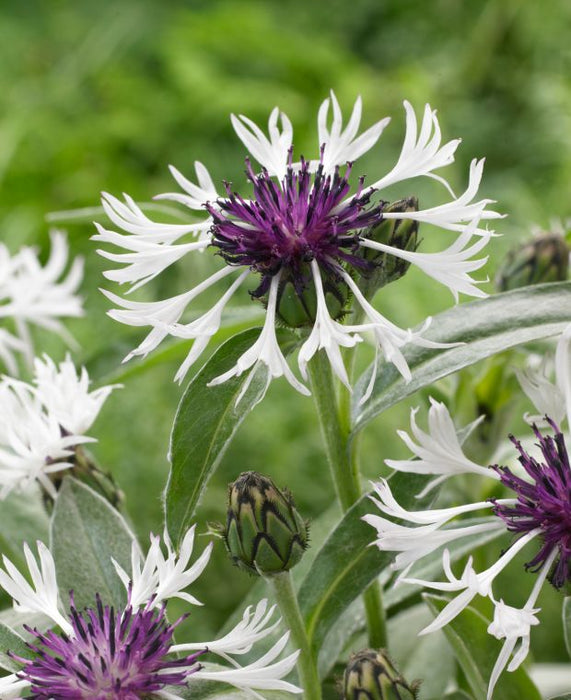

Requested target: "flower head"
[
  {"left": 95, "top": 93, "right": 501, "bottom": 396},
  {"left": 0, "top": 231, "right": 84, "bottom": 372},
  {"left": 17, "top": 594, "right": 204, "bottom": 699},
  {"left": 0, "top": 532, "right": 301, "bottom": 698},
  {"left": 364, "top": 358, "right": 571, "bottom": 699},
  {"left": 0, "top": 355, "right": 118, "bottom": 499}
]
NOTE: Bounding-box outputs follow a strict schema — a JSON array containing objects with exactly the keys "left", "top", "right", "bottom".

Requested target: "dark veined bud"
[
  {"left": 275, "top": 263, "right": 348, "bottom": 328},
  {"left": 496, "top": 232, "right": 569, "bottom": 292},
  {"left": 223, "top": 471, "right": 309, "bottom": 575},
  {"left": 343, "top": 649, "right": 419, "bottom": 700},
  {"left": 357, "top": 197, "right": 420, "bottom": 300}
]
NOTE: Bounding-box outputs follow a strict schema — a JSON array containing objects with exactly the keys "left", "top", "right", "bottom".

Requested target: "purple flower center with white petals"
[
  {"left": 492, "top": 418, "right": 571, "bottom": 588},
  {"left": 206, "top": 154, "right": 383, "bottom": 305},
  {"left": 16, "top": 593, "right": 204, "bottom": 699}
]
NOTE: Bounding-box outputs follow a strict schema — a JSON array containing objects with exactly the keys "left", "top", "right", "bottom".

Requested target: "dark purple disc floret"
[
  {"left": 492, "top": 417, "right": 571, "bottom": 589},
  {"left": 206, "top": 153, "right": 384, "bottom": 300},
  {"left": 15, "top": 593, "right": 204, "bottom": 699}
]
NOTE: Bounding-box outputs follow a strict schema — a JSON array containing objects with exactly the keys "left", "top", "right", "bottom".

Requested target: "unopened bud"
[
  {"left": 343, "top": 649, "right": 419, "bottom": 700},
  {"left": 496, "top": 233, "right": 569, "bottom": 292},
  {"left": 224, "top": 471, "right": 309, "bottom": 575},
  {"left": 358, "top": 197, "right": 419, "bottom": 299}
]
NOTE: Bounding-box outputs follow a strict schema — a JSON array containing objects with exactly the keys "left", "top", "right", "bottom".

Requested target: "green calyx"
[
  {"left": 223, "top": 471, "right": 309, "bottom": 575},
  {"left": 275, "top": 265, "right": 349, "bottom": 328},
  {"left": 496, "top": 232, "right": 569, "bottom": 291},
  {"left": 357, "top": 197, "right": 420, "bottom": 300},
  {"left": 343, "top": 649, "right": 420, "bottom": 700}
]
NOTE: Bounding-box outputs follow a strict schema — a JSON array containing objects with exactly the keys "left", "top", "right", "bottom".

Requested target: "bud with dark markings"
[
  {"left": 223, "top": 471, "right": 309, "bottom": 575},
  {"left": 358, "top": 197, "right": 420, "bottom": 299},
  {"left": 496, "top": 232, "right": 569, "bottom": 292},
  {"left": 343, "top": 649, "right": 419, "bottom": 700}
]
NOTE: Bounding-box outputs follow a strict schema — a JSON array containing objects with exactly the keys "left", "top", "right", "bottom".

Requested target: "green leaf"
[
  {"left": 50, "top": 477, "right": 136, "bottom": 611},
  {"left": 175, "top": 669, "right": 294, "bottom": 699},
  {"left": 564, "top": 597, "right": 571, "bottom": 660},
  {"left": 427, "top": 693, "right": 473, "bottom": 700},
  {"left": 549, "top": 696, "right": 571, "bottom": 700},
  {"left": 298, "top": 472, "right": 429, "bottom": 655},
  {"left": 165, "top": 328, "right": 298, "bottom": 547},
  {"left": 0, "top": 621, "right": 32, "bottom": 672},
  {"left": 424, "top": 594, "right": 542, "bottom": 700},
  {"left": 353, "top": 283, "right": 571, "bottom": 432},
  {"left": 0, "top": 490, "right": 49, "bottom": 565}
]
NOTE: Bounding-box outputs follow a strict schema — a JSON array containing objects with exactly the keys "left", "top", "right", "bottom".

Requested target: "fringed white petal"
[
  {"left": 316, "top": 91, "right": 390, "bottom": 173},
  {"left": 231, "top": 107, "right": 293, "bottom": 179},
  {"left": 367, "top": 101, "right": 460, "bottom": 194}
]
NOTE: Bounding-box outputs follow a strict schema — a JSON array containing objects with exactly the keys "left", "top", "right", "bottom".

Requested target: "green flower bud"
[
  {"left": 224, "top": 471, "right": 309, "bottom": 575},
  {"left": 496, "top": 233, "right": 569, "bottom": 292},
  {"left": 343, "top": 649, "right": 419, "bottom": 700},
  {"left": 358, "top": 197, "right": 420, "bottom": 299}
]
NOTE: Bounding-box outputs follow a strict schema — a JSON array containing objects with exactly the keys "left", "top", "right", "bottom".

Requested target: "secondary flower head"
[
  {"left": 0, "top": 355, "right": 119, "bottom": 499},
  {"left": 0, "top": 531, "right": 301, "bottom": 699},
  {"left": 363, "top": 325, "right": 571, "bottom": 699},
  {"left": 0, "top": 231, "right": 84, "bottom": 373},
  {"left": 95, "top": 93, "right": 501, "bottom": 396}
]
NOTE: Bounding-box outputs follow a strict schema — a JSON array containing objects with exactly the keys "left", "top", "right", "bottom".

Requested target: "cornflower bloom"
[
  {"left": 0, "top": 354, "right": 119, "bottom": 499},
  {"left": 0, "top": 231, "right": 84, "bottom": 373},
  {"left": 0, "top": 528, "right": 301, "bottom": 699},
  {"left": 363, "top": 325, "right": 571, "bottom": 699},
  {"left": 94, "top": 92, "right": 501, "bottom": 396}
]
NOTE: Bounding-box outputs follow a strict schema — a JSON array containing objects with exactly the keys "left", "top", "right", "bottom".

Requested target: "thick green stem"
[
  {"left": 307, "top": 350, "right": 387, "bottom": 648},
  {"left": 268, "top": 571, "right": 322, "bottom": 700}
]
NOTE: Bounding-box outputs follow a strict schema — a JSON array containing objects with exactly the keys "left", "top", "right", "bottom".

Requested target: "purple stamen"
[
  {"left": 492, "top": 417, "right": 571, "bottom": 588},
  {"left": 206, "top": 157, "right": 384, "bottom": 300},
  {"left": 15, "top": 593, "right": 204, "bottom": 699}
]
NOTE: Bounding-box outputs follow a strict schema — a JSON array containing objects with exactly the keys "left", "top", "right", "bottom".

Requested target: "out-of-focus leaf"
[
  {"left": 353, "top": 283, "right": 571, "bottom": 433},
  {"left": 50, "top": 478, "right": 136, "bottom": 611},
  {"left": 0, "top": 490, "right": 49, "bottom": 566},
  {"left": 424, "top": 594, "right": 542, "bottom": 700},
  {"left": 0, "top": 622, "right": 31, "bottom": 672},
  {"left": 165, "top": 328, "right": 299, "bottom": 547}
]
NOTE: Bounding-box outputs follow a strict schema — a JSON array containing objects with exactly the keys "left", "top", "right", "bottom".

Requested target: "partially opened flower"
[
  {"left": 0, "top": 531, "right": 301, "bottom": 699},
  {"left": 0, "top": 354, "right": 119, "bottom": 499},
  {"left": 95, "top": 92, "right": 501, "bottom": 396},
  {"left": 0, "top": 231, "right": 84, "bottom": 372},
  {"left": 363, "top": 327, "right": 571, "bottom": 699}
]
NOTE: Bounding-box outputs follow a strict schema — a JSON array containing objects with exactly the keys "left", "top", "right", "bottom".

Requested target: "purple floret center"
[
  {"left": 16, "top": 593, "right": 204, "bottom": 699},
  {"left": 492, "top": 417, "right": 571, "bottom": 588},
  {"left": 206, "top": 153, "right": 384, "bottom": 298}
]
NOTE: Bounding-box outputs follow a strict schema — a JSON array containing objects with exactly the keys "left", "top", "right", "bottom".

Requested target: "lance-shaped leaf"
[
  {"left": 564, "top": 597, "right": 571, "bottom": 660},
  {"left": 50, "top": 477, "right": 137, "bottom": 611},
  {"left": 165, "top": 328, "right": 299, "bottom": 547},
  {"left": 424, "top": 594, "right": 542, "bottom": 700},
  {"left": 353, "top": 282, "right": 571, "bottom": 432}
]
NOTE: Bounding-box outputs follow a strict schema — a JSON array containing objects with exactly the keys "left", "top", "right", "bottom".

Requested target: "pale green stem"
[
  {"left": 267, "top": 571, "right": 322, "bottom": 700},
  {"left": 307, "top": 350, "right": 387, "bottom": 648}
]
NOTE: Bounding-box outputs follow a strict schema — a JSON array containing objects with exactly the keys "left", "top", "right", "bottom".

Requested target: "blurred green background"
[{"left": 1, "top": 0, "right": 571, "bottom": 679}]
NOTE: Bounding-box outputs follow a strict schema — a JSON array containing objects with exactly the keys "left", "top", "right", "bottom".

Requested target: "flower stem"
[
  {"left": 307, "top": 350, "right": 387, "bottom": 648},
  {"left": 267, "top": 571, "right": 322, "bottom": 700}
]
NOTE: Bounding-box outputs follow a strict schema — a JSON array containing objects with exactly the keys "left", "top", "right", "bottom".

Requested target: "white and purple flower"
[
  {"left": 94, "top": 92, "right": 501, "bottom": 395},
  {"left": 364, "top": 325, "right": 571, "bottom": 699},
  {"left": 0, "top": 530, "right": 301, "bottom": 699}
]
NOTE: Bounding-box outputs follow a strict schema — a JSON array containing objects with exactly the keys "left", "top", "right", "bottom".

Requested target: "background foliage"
[{"left": 1, "top": 0, "right": 570, "bottom": 674}]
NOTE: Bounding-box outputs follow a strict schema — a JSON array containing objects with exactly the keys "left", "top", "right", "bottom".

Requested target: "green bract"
[
  {"left": 223, "top": 471, "right": 309, "bottom": 575},
  {"left": 496, "top": 232, "right": 569, "bottom": 291},
  {"left": 343, "top": 649, "right": 419, "bottom": 700}
]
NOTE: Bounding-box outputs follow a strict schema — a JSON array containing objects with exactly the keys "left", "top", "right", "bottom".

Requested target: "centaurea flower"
[
  {"left": 0, "top": 354, "right": 118, "bottom": 499},
  {"left": 0, "top": 231, "right": 84, "bottom": 372},
  {"left": 0, "top": 532, "right": 301, "bottom": 699},
  {"left": 363, "top": 325, "right": 571, "bottom": 699},
  {"left": 95, "top": 92, "right": 501, "bottom": 395}
]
